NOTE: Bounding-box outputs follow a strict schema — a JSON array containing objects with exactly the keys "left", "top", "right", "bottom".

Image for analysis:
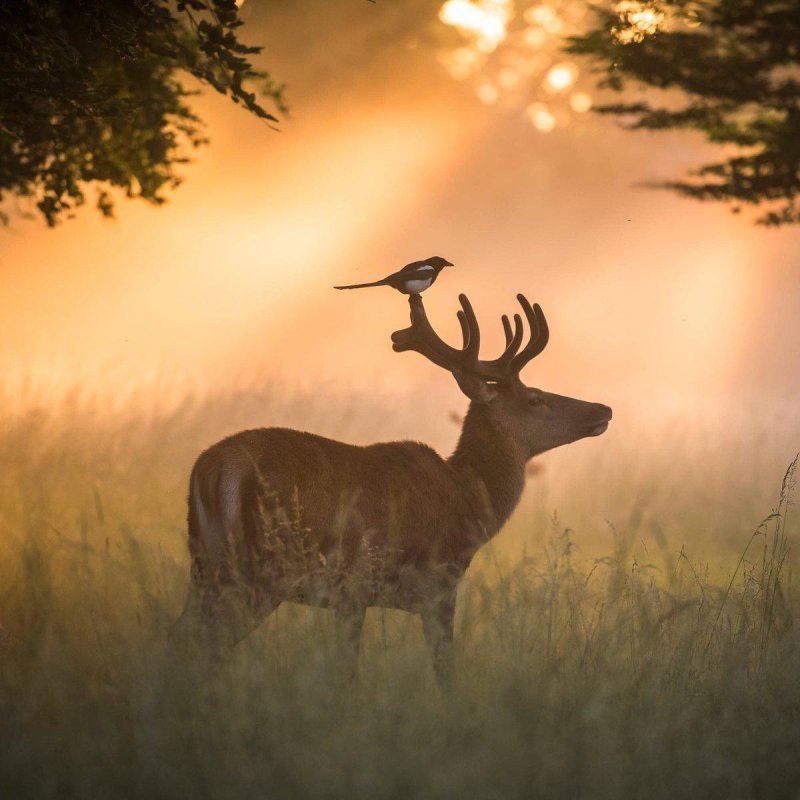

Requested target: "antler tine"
[
  {"left": 458, "top": 294, "right": 481, "bottom": 359},
  {"left": 481, "top": 312, "right": 524, "bottom": 373},
  {"left": 457, "top": 311, "right": 469, "bottom": 349},
  {"left": 503, "top": 312, "right": 524, "bottom": 360},
  {"left": 509, "top": 294, "right": 549, "bottom": 376},
  {"left": 501, "top": 315, "right": 512, "bottom": 345},
  {"left": 511, "top": 313, "right": 524, "bottom": 348}
]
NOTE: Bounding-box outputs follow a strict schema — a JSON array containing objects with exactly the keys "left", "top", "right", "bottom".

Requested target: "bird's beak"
[{"left": 445, "top": 261, "right": 454, "bottom": 267}]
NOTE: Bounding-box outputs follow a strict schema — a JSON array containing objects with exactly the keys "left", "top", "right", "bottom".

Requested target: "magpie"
[{"left": 334, "top": 256, "right": 453, "bottom": 295}]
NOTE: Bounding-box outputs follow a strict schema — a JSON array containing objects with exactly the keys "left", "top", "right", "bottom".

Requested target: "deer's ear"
[{"left": 451, "top": 370, "right": 498, "bottom": 404}]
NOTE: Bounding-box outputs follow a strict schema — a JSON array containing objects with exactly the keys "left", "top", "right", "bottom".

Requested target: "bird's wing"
[{"left": 397, "top": 260, "right": 435, "bottom": 276}]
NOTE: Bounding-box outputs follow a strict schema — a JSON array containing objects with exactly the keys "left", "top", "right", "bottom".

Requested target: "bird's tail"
[{"left": 333, "top": 280, "right": 387, "bottom": 290}]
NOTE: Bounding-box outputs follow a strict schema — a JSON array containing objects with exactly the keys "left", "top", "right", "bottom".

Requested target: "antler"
[{"left": 391, "top": 293, "right": 549, "bottom": 388}]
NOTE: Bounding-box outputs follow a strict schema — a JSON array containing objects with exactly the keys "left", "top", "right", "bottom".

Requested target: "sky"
[{"left": 1, "top": 0, "right": 799, "bottom": 418}]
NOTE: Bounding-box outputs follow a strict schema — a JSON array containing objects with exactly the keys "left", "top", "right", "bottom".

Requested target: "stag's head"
[{"left": 391, "top": 293, "right": 612, "bottom": 459}]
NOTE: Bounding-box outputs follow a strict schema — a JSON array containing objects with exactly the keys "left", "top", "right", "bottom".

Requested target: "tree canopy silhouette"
[
  {"left": 568, "top": 1, "right": 800, "bottom": 226},
  {"left": 0, "top": 0, "right": 284, "bottom": 226}
]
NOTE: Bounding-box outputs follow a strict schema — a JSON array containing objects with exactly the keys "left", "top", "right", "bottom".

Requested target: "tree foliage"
[
  {"left": 568, "top": 1, "right": 800, "bottom": 225},
  {"left": 0, "top": 0, "right": 285, "bottom": 226}
]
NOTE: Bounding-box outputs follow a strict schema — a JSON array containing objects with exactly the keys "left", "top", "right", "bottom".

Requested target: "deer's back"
[{"left": 190, "top": 427, "right": 486, "bottom": 571}]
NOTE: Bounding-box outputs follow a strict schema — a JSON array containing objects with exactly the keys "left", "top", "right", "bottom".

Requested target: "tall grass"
[{"left": 0, "top": 387, "right": 798, "bottom": 799}]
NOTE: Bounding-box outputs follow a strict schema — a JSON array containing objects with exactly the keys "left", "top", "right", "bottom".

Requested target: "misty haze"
[{"left": 1, "top": 1, "right": 799, "bottom": 798}]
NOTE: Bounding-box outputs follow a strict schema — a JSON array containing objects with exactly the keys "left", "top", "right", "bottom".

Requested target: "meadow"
[{"left": 1, "top": 383, "right": 799, "bottom": 799}]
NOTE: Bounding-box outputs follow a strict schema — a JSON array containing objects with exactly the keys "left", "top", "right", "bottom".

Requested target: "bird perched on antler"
[{"left": 334, "top": 256, "right": 453, "bottom": 296}]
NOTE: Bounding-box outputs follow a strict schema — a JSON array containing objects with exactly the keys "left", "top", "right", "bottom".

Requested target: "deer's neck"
[{"left": 448, "top": 403, "right": 527, "bottom": 536}]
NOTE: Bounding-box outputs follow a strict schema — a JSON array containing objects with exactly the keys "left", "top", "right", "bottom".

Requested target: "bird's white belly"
[{"left": 403, "top": 277, "right": 433, "bottom": 294}]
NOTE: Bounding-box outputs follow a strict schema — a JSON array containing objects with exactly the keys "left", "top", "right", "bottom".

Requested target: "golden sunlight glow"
[
  {"left": 497, "top": 67, "right": 522, "bottom": 89},
  {"left": 0, "top": 104, "right": 467, "bottom": 398},
  {"left": 477, "top": 82, "right": 500, "bottom": 103},
  {"left": 436, "top": 1, "right": 592, "bottom": 130},
  {"left": 569, "top": 92, "right": 592, "bottom": 113},
  {"left": 438, "top": 46, "right": 486, "bottom": 80},
  {"left": 523, "top": 4, "right": 562, "bottom": 34},
  {"left": 544, "top": 62, "right": 577, "bottom": 93},
  {"left": 555, "top": 234, "right": 759, "bottom": 403},
  {"left": 1, "top": 3, "right": 791, "bottom": 415},
  {"left": 439, "top": 0, "right": 514, "bottom": 52},
  {"left": 683, "top": 4, "right": 702, "bottom": 27},
  {"left": 522, "top": 26, "right": 547, "bottom": 49},
  {"left": 614, "top": 1, "right": 665, "bottom": 44},
  {"left": 519, "top": 52, "right": 552, "bottom": 77},
  {"left": 526, "top": 101, "right": 556, "bottom": 132},
  {"left": 663, "top": 253, "right": 753, "bottom": 386}
]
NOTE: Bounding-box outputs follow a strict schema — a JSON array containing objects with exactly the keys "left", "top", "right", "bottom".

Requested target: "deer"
[{"left": 171, "top": 292, "right": 612, "bottom": 681}]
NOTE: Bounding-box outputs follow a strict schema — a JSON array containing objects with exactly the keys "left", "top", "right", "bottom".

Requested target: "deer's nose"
[{"left": 590, "top": 403, "right": 613, "bottom": 422}]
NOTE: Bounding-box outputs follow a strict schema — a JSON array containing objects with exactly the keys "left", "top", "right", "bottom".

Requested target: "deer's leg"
[
  {"left": 421, "top": 587, "right": 457, "bottom": 685},
  {"left": 169, "top": 578, "right": 279, "bottom": 663},
  {"left": 334, "top": 603, "right": 367, "bottom": 679},
  {"left": 168, "top": 582, "right": 206, "bottom": 650}
]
